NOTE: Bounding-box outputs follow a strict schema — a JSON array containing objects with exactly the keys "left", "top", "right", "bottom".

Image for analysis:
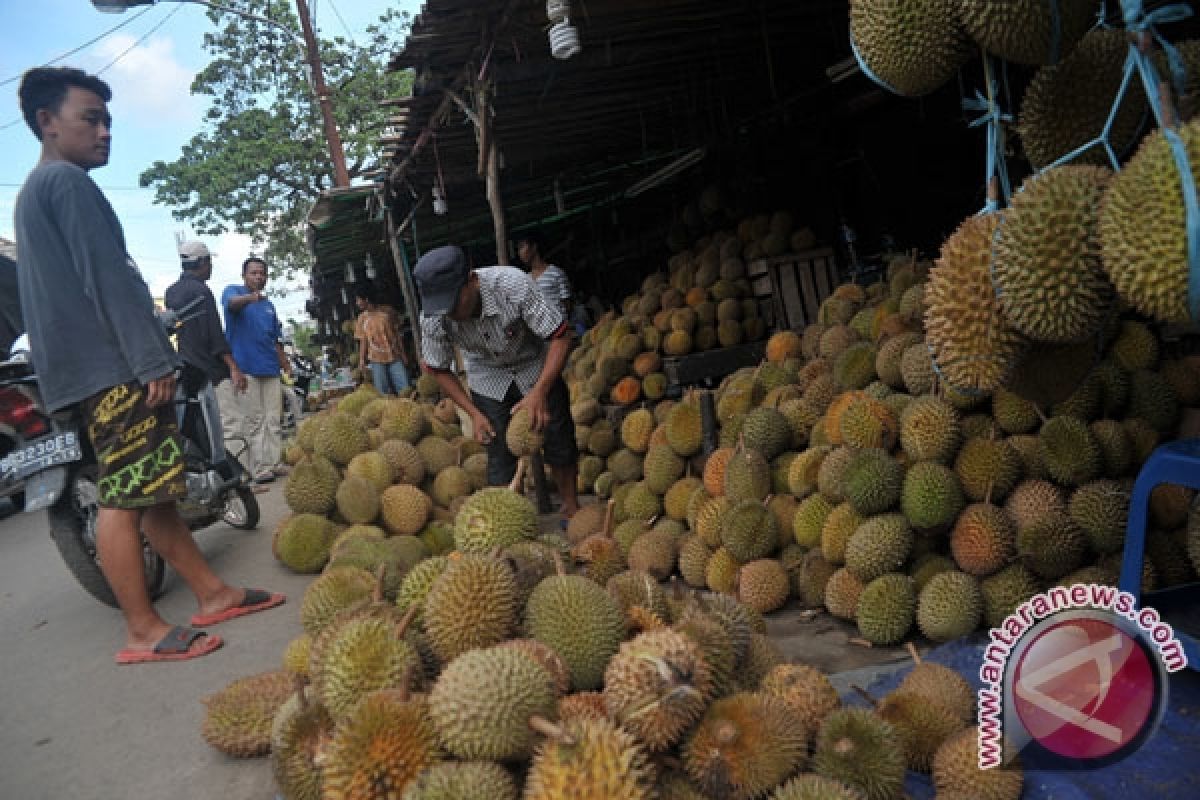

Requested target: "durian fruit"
[
  {"left": 760, "top": 663, "right": 841, "bottom": 738},
  {"left": 844, "top": 513, "right": 914, "bottom": 582},
  {"left": 427, "top": 645, "right": 558, "bottom": 761},
  {"left": 378, "top": 438, "right": 426, "bottom": 485},
  {"left": 274, "top": 514, "right": 337, "bottom": 574},
  {"left": 812, "top": 707, "right": 906, "bottom": 800},
  {"left": 723, "top": 447, "right": 772, "bottom": 503},
  {"left": 606, "top": 570, "right": 671, "bottom": 628},
  {"left": 992, "top": 166, "right": 1114, "bottom": 343},
  {"left": 345, "top": 450, "right": 393, "bottom": 492},
  {"left": 795, "top": 549, "right": 838, "bottom": 608},
  {"left": 313, "top": 412, "right": 371, "bottom": 465},
  {"left": 320, "top": 689, "right": 442, "bottom": 800},
  {"left": 666, "top": 401, "right": 704, "bottom": 457},
  {"left": 933, "top": 727, "right": 1023, "bottom": 800},
  {"left": 1017, "top": 511, "right": 1088, "bottom": 579},
  {"left": 980, "top": 563, "right": 1043, "bottom": 628},
  {"left": 793, "top": 493, "right": 835, "bottom": 549},
  {"left": 379, "top": 484, "right": 433, "bottom": 536},
  {"left": 506, "top": 407, "right": 544, "bottom": 455},
  {"left": 954, "top": 436, "right": 1022, "bottom": 502},
  {"left": 201, "top": 669, "right": 294, "bottom": 757},
  {"left": 991, "top": 387, "right": 1041, "bottom": 435},
  {"left": 673, "top": 608, "right": 738, "bottom": 698},
  {"left": 423, "top": 554, "right": 519, "bottom": 663},
  {"left": 312, "top": 606, "right": 422, "bottom": 721},
  {"left": 682, "top": 692, "right": 809, "bottom": 800},
  {"left": 738, "top": 633, "right": 786, "bottom": 691},
  {"left": 1020, "top": 29, "right": 1149, "bottom": 169},
  {"left": 821, "top": 503, "right": 864, "bottom": 565},
  {"left": 816, "top": 446, "right": 855, "bottom": 503},
  {"left": 1039, "top": 414, "right": 1102, "bottom": 487},
  {"left": 300, "top": 565, "right": 375, "bottom": 636},
  {"left": 603, "top": 629, "right": 713, "bottom": 752},
  {"left": 282, "top": 634, "right": 312, "bottom": 680},
  {"left": 848, "top": 0, "right": 970, "bottom": 97},
  {"left": 430, "top": 466, "right": 471, "bottom": 509},
  {"left": 917, "top": 570, "right": 983, "bottom": 642},
  {"left": 401, "top": 761, "right": 517, "bottom": 800},
  {"left": 644, "top": 444, "right": 685, "bottom": 494},
  {"left": 335, "top": 475, "right": 380, "bottom": 525},
  {"left": 524, "top": 716, "right": 657, "bottom": 800},
  {"left": 720, "top": 500, "right": 779, "bottom": 563},
  {"left": 1069, "top": 479, "right": 1130, "bottom": 555},
  {"left": 742, "top": 406, "right": 793, "bottom": 460},
  {"left": 454, "top": 485, "right": 537, "bottom": 552},
  {"left": 737, "top": 558, "right": 791, "bottom": 614},
  {"left": 627, "top": 529, "right": 679, "bottom": 580},
  {"left": 897, "top": 649, "right": 976, "bottom": 726},
  {"left": 910, "top": 553, "right": 957, "bottom": 595},
  {"left": 875, "top": 689, "right": 966, "bottom": 773},
  {"left": 270, "top": 685, "right": 331, "bottom": 800},
  {"left": 395, "top": 556, "right": 449, "bottom": 625},
  {"left": 855, "top": 572, "right": 915, "bottom": 645},
  {"left": 925, "top": 214, "right": 1026, "bottom": 393},
  {"left": 824, "top": 568, "right": 864, "bottom": 620},
  {"left": 842, "top": 448, "right": 902, "bottom": 516},
  {"left": 1005, "top": 479, "right": 1065, "bottom": 530},
  {"left": 902, "top": 461, "right": 966, "bottom": 532},
  {"left": 622, "top": 409, "right": 656, "bottom": 454},
  {"left": 957, "top": 0, "right": 1096, "bottom": 65},
  {"left": 899, "top": 395, "right": 960, "bottom": 463},
  {"left": 284, "top": 455, "right": 340, "bottom": 515},
  {"left": 950, "top": 502, "right": 1016, "bottom": 576},
  {"left": 525, "top": 573, "right": 627, "bottom": 690}
]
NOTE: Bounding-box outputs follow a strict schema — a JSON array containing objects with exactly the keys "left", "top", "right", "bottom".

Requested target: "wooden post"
[
  {"left": 295, "top": 0, "right": 350, "bottom": 188},
  {"left": 385, "top": 208, "right": 422, "bottom": 357},
  {"left": 486, "top": 136, "right": 509, "bottom": 266}
]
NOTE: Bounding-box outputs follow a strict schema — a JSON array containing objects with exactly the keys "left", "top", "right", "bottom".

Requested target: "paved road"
[{"left": 0, "top": 483, "right": 304, "bottom": 800}]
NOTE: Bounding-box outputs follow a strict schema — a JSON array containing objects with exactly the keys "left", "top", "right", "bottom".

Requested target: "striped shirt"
[
  {"left": 420, "top": 266, "right": 566, "bottom": 401},
  {"left": 533, "top": 264, "right": 571, "bottom": 309}
]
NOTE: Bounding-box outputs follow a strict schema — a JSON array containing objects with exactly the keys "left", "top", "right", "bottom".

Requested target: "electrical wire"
[
  {"left": 0, "top": 5, "right": 155, "bottom": 87},
  {"left": 326, "top": 0, "right": 356, "bottom": 42},
  {"left": 95, "top": 3, "right": 185, "bottom": 75}
]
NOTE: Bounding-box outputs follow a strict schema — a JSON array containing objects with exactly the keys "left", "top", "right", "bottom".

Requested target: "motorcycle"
[
  {"left": 0, "top": 298, "right": 260, "bottom": 607},
  {"left": 280, "top": 346, "right": 315, "bottom": 436}
]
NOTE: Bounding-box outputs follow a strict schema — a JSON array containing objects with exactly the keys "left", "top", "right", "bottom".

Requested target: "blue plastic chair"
[{"left": 1118, "top": 439, "right": 1200, "bottom": 671}]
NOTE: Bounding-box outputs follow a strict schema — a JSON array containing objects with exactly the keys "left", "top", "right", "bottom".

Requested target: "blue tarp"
[{"left": 847, "top": 633, "right": 1200, "bottom": 799}]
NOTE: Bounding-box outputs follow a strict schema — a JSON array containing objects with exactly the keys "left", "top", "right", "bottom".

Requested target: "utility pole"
[{"left": 294, "top": 0, "right": 350, "bottom": 187}]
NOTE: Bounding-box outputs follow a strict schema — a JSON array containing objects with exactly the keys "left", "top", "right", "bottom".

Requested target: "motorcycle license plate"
[{"left": 0, "top": 431, "right": 82, "bottom": 481}]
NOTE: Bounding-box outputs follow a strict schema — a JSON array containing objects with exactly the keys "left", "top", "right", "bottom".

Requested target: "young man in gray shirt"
[{"left": 14, "top": 67, "right": 282, "bottom": 664}]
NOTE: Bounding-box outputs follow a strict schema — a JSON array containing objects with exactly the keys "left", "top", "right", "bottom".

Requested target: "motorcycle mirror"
[{"left": 6, "top": 333, "right": 30, "bottom": 364}]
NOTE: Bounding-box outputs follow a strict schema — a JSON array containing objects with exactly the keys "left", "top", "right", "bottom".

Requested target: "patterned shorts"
[{"left": 81, "top": 381, "right": 187, "bottom": 510}]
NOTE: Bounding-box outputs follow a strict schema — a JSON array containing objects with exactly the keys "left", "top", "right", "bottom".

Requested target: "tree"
[{"left": 140, "top": 0, "right": 412, "bottom": 280}]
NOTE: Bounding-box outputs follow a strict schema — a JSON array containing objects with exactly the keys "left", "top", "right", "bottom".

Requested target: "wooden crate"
[
  {"left": 663, "top": 341, "right": 767, "bottom": 389},
  {"left": 749, "top": 248, "right": 841, "bottom": 330}
]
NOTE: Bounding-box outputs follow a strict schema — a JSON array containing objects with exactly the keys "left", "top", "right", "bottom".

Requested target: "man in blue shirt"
[{"left": 221, "top": 257, "right": 292, "bottom": 484}]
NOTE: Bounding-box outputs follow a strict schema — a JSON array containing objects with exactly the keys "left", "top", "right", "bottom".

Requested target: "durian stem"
[
  {"left": 985, "top": 479, "right": 995, "bottom": 507},
  {"left": 292, "top": 675, "right": 309, "bottom": 709},
  {"left": 528, "top": 715, "right": 573, "bottom": 744},
  {"left": 396, "top": 603, "right": 419, "bottom": 638},
  {"left": 508, "top": 457, "right": 528, "bottom": 493},
  {"left": 371, "top": 564, "right": 388, "bottom": 603},
  {"left": 602, "top": 498, "right": 616, "bottom": 538},
  {"left": 397, "top": 664, "right": 413, "bottom": 703},
  {"left": 851, "top": 684, "right": 879, "bottom": 707},
  {"left": 905, "top": 641, "right": 923, "bottom": 665},
  {"left": 552, "top": 551, "right": 567, "bottom": 577}
]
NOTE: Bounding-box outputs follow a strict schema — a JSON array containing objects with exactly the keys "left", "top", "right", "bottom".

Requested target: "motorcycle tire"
[
  {"left": 47, "top": 464, "right": 166, "bottom": 608},
  {"left": 222, "top": 486, "right": 260, "bottom": 530}
]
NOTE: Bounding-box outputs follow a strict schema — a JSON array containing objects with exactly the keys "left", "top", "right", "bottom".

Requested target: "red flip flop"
[
  {"left": 115, "top": 626, "right": 223, "bottom": 665},
  {"left": 190, "top": 588, "right": 285, "bottom": 627}
]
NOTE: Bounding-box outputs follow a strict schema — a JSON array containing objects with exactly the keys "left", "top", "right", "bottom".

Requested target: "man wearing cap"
[
  {"left": 165, "top": 242, "right": 247, "bottom": 477},
  {"left": 414, "top": 245, "right": 579, "bottom": 519}
]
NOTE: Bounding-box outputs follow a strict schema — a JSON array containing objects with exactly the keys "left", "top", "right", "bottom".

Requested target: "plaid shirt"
[{"left": 420, "top": 266, "right": 566, "bottom": 401}]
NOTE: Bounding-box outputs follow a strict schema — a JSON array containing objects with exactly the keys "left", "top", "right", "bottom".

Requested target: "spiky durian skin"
[
  {"left": 423, "top": 554, "right": 519, "bottom": 664},
  {"left": 320, "top": 690, "right": 443, "bottom": 800},
  {"left": 950, "top": 502, "right": 1016, "bottom": 576},
  {"left": 453, "top": 487, "right": 538, "bottom": 552},
  {"left": 1016, "top": 511, "right": 1088, "bottom": 579},
  {"left": 993, "top": 166, "right": 1114, "bottom": 342},
  {"left": 1069, "top": 479, "right": 1130, "bottom": 555},
  {"left": 844, "top": 513, "right": 914, "bottom": 583},
  {"left": 720, "top": 500, "right": 779, "bottom": 563},
  {"left": 1020, "top": 30, "right": 1148, "bottom": 168},
  {"left": 682, "top": 692, "right": 809, "bottom": 800},
  {"left": 313, "top": 614, "right": 422, "bottom": 721},
  {"left": 876, "top": 690, "right": 966, "bottom": 773},
  {"left": 201, "top": 670, "right": 294, "bottom": 758},
  {"left": 427, "top": 646, "right": 558, "bottom": 762},
  {"left": 925, "top": 214, "right": 1026, "bottom": 393},
  {"left": 855, "top": 573, "right": 916, "bottom": 646},
  {"left": 812, "top": 707, "right": 906, "bottom": 800},
  {"left": 603, "top": 630, "right": 714, "bottom": 752},
  {"left": 274, "top": 513, "right": 337, "bottom": 574},
  {"left": 899, "top": 395, "right": 961, "bottom": 463},
  {"left": 842, "top": 448, "right": 903, "bottom": 516},
  {"left": 525, "top": 575, "right": 627, "bottom": 691},
  {"left": 270, "top": 689, "right": 332, "bottom": 800},
  {"left": 849, "top": 0, "right": 970, "bottom": 97},
  {"left": 401, "top": 761, "right": 517, "bottom": 800},
  {"left": 525, "top": 716, "right": 657, "bottom": 800},
  {"left": 673, "top": 609, "right": 738, "bottom": 698},
  {"left": 902, "top": 461, "right": 966, "bottom": 531},
  {"left": 917, "top": 570, "right": 984, "bottom": 642},
  {"left": 933, "top": 727, "right": 1023, "bottom": 800},
  {"left": 300, "top": 565, "right": 375, "bottom": 636},
  {"left": 954, "top": 436, "right": 1022, "bottom": 502},
  {"left": 759, "top": 663, "right": 841, "bottom": 737},
  {"left": 1100, "top": 118, "right": 1200, "bottom": 323},
  {"left": 958, "top": 0, "right": 1097, "bottom": 66},
  {"left": 768, "top": 773, "right": 863, "bottom": 800},
  {"left": 898, "top": 662, "right": 976, "bottom": 727},
  {"left": 980, "top": 563, "right": 1043, "bottom": 629}
]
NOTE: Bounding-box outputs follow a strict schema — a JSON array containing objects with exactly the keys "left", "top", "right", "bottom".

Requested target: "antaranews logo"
[{"left": 977, "top": 583, "right": 1186, "bottom": 770}]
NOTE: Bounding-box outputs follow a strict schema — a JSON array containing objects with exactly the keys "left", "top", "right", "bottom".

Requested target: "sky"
[{"left": 0, "top": 0, "right": 419, "bottom": 324}]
